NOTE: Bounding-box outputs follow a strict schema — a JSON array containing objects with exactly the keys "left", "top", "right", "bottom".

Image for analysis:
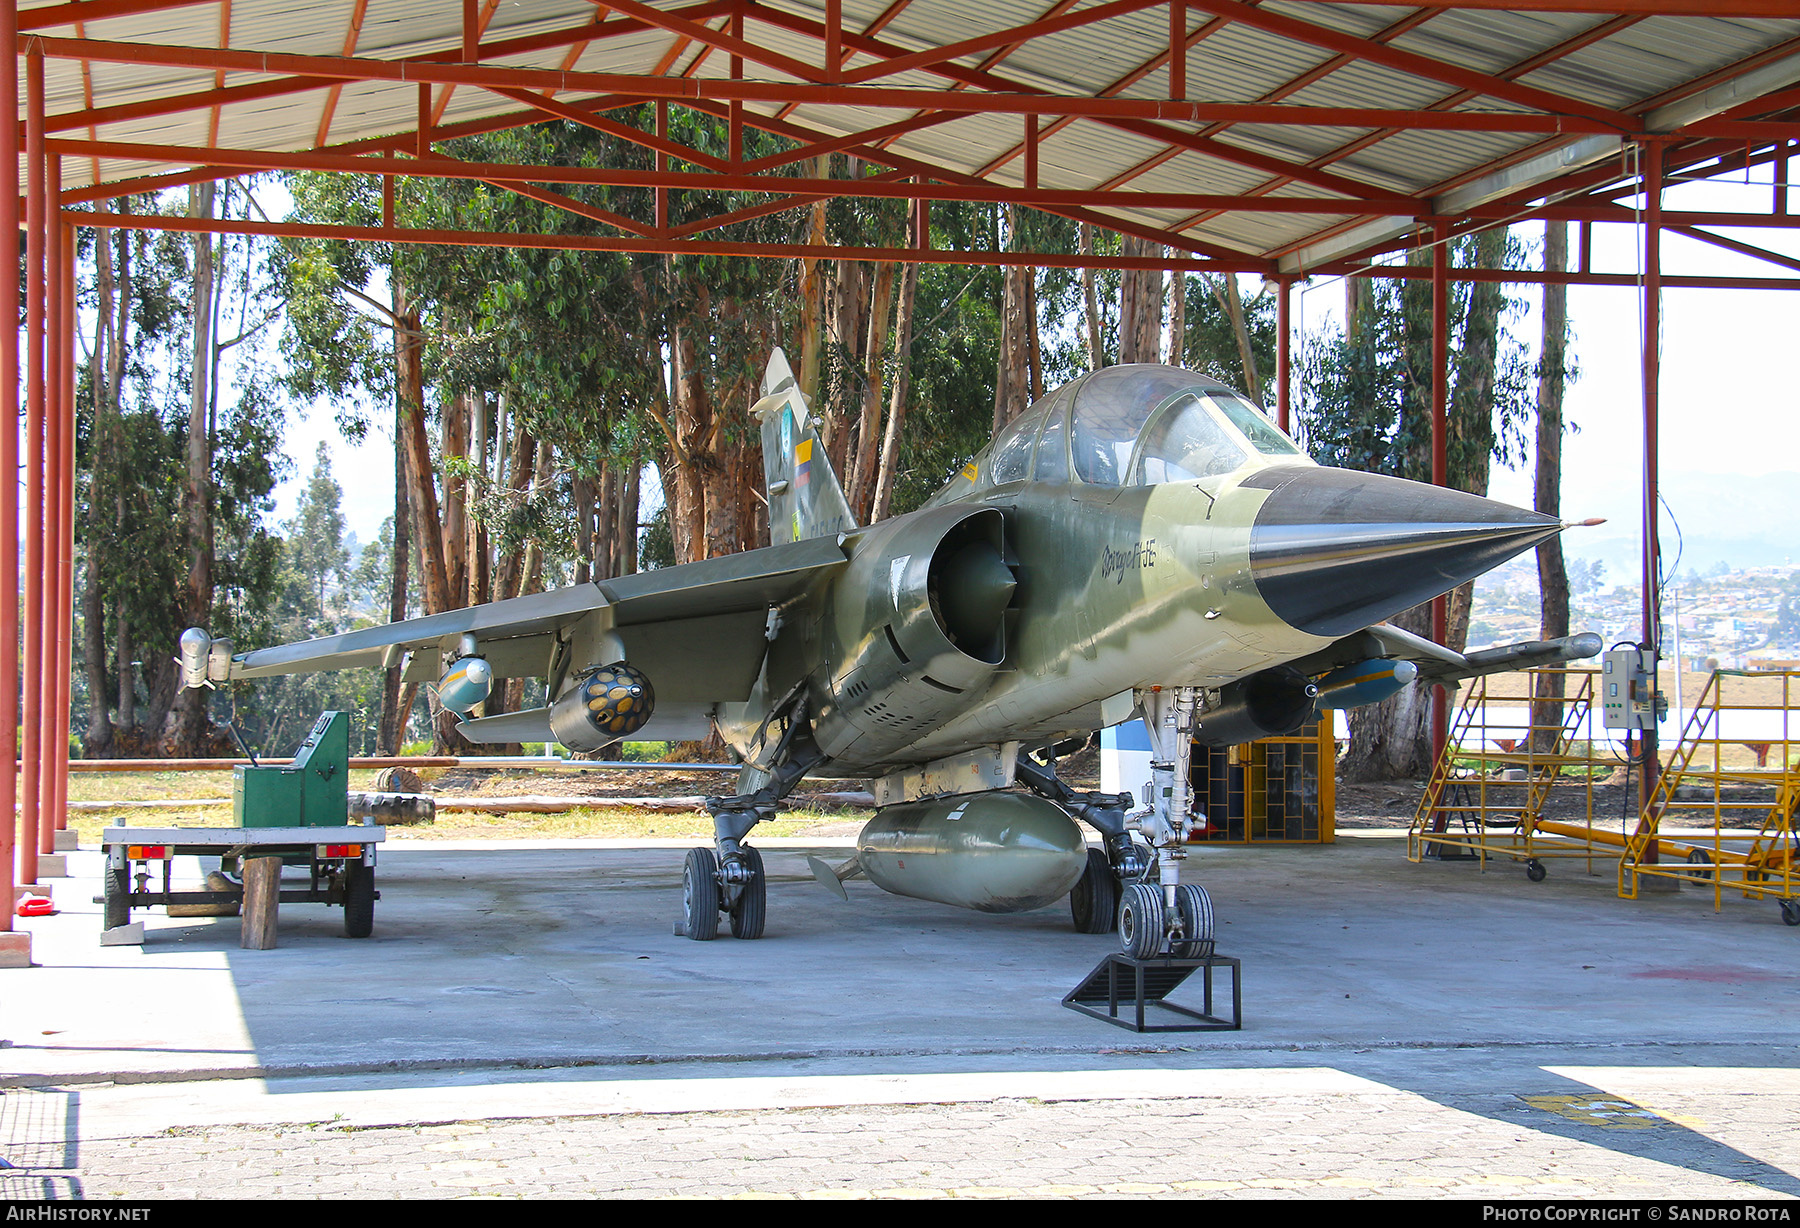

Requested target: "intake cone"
[{"left": 1247, "top": 467, "right": 1562, "bottom": 638}]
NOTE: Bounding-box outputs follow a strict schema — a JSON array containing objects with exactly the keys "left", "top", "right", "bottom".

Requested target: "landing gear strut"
[{"left": 685, "top": 708, "right": 822, "bottom": 941}]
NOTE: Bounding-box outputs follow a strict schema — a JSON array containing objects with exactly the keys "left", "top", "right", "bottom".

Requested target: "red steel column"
[
  {"left": 1640, "top": 141, "right": 1664, "bottom": 821},
  {"left": 1, "top": 0, "right": 20, "bottom": 931},
  {"left": 20, "top": 48, "right": 45, "bottom": 887},
  {"left": 1430, "top": 221, "right": 1450, "bottom": 760},
  {"left": 1275, "top": 276, "right": 1291, "bottom": 433},
  {"left": 53, "top": 209, "right": 77, "bottom": 845},
  {"left": 40, "top": 160, "right": 63, "bottom": 860}
]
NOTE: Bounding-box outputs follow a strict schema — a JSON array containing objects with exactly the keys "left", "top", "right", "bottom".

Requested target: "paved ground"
[{"left": 3, "top": 832, "right": 1799, "bottom": 1199}]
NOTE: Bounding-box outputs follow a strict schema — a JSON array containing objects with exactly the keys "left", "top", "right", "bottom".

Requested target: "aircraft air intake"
[
  {"left": 1246, "top": 468, "right": 1562, "bottom": 639},
  {"left": 815, "top": 505, "right": 1017, "bottom": 759}
]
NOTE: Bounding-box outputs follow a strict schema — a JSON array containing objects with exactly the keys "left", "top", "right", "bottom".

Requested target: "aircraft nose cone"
[{"left": 1246, "top": 467, "right": 1561, "bottom": 638}]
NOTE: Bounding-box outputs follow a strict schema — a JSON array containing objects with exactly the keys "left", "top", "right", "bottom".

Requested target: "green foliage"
[
  {"left": 74, "top": 192, "right": 289, "bottom": 751},
  {"left": 1298, "top": 231, "right": 1535, "bottom": 487}
]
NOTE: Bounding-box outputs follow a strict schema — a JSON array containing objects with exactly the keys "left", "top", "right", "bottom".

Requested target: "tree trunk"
[
  {"left": 1220, "top": 274, "right": 1261, "bottom": 401},
  {"left": 848, "top": 260, "right": 894, "bottom": 521},
  {"left": 441, "top": 390, "right": 469, "bottom": 606},
  {"left": 1118, "top": 235, "right": 1162, "bottom": 364},
  {"left": 1532, "top": 220, "right": 1572, "bottom": 752},
  {"left": 797, "top": 155, "right": 829, "bottom": 407},
  {"left": 395, "top": 280, "right": 450, "bottom": 614},
  {"left": 1081, "top": 224, "right": 1105, "bottom": 370},
  {"left": 873, "top": 255, "right": 920, "bottom": 522},
  {"left": 379, "top": 427, "right": 410, "bottom": 755},
  {"left": 1166, "top": 269, "right": 1186, "bottom": 367},
  {"left": 165, "top": 182, "right": 217, "bottom": 755},
  {"left": 993, "top": 215, "right": 1033, "bottom": 435},
  {"left": 492, "top": 420, "right": 535, "bottom": 603},
  {"left": 1341, "top": 601, "right": 1438, "bottom": 781},
  {"left": 1026, "top": 271, "right": 1043, "bottom": 402},
  {"left": 617, "top": 463, "right": 640, "bottom": 575}
]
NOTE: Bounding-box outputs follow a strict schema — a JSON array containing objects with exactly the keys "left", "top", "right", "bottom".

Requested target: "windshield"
[{"left": 1133, "top": 394, "right": 1248, "bottom": 483}]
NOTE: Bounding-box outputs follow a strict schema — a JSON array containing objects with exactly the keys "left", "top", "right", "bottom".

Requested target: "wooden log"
[{"left": 239, "top": 856, "right": 280, "bottom": 950}]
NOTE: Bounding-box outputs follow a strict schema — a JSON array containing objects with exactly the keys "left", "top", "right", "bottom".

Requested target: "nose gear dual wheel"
[
  {"left": 1171, "top": 883, "right": 1213, "bottom": 958},
  {"left": 728, "top": 846, "right": 766, "bottom": 940},
  {"left": 1117, "top": 882, "right": 1165, "bottom": 960},
  {"left": 683, "top": 846, "right": 768, "bottom": 940},
  {"left": 683, "top": 847, "right": 721, "bottom": 941}
]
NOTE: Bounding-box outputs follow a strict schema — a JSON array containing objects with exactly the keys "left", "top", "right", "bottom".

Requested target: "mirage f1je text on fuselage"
[{"left": 181, "top": 353, "right": 1597, "bottom": 953}]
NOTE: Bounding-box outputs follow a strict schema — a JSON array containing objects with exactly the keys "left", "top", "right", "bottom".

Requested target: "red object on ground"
[{"left": 16, "top": 895, "right": 55, "bottom": 917}]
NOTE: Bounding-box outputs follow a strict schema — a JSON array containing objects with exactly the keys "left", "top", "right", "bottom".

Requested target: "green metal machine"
[{"left": 233, "top": 710, "right": 350, "bottom": 828}]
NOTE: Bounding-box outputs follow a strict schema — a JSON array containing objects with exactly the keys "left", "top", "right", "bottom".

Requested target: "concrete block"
[
  {"left": 54, "top": 829, "right": 78, "bottom": 852},
  {"left": 100, "top": 923, "right": 144, "bottom": 947},
  {"left": 14, "top": 881, "right": 53, "bottom": 901},
  {"left": 0, "top": 930, "right": 32, "bottom": 968},
  {"left": 36, "top": 854, "right": 68, "bottom": 878}
]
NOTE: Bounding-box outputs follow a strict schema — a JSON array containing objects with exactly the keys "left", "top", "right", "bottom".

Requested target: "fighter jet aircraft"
[{"left": 179, "top": 351, "right": 1598, "bottom": 955}]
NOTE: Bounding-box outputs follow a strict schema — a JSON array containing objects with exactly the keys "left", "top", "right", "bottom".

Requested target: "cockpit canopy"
[{"left": 941, "top": 364, "right": 1309, "bottom": 500}]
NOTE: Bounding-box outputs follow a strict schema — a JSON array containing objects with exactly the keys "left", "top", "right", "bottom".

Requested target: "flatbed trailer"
[{"left": 99, "top": 824, "right": 388, "bottom": 938}]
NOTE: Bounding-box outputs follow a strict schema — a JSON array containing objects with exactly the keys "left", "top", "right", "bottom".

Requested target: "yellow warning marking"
[
  {"left": 960, "top": 462, "right": 978, "bottom": 482},
  {"left": 1520, "top": 1094, "right": 1669, "bottom": 1129}
]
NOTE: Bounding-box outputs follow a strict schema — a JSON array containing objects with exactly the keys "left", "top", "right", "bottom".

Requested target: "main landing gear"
[
  {"left": 683, "top": 710, "right": 822, "bottom": 941},
  {"left": 1017, "top": 709, "right": 1216, "bottom": 960}
]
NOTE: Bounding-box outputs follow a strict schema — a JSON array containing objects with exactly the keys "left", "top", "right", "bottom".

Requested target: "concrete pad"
[
  {"left": 0, "top": 930, "right": 30, "bottom": 968},
  {"left": 3, "top": 831, "right": 1798, "bottom": 1093},
  {"left": 13, "top": 881, "right": 52, "bottom": 901},
  {"left": 35, "top": 854, "right": 67, "bottom": 878},
  {"left": 54, "top": 829, "right": 79, "bottom": 852}
]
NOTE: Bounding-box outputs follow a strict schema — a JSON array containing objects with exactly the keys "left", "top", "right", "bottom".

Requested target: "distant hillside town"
[{"left": 1470, "top": 556, "right": 1800, "bottom": 672}]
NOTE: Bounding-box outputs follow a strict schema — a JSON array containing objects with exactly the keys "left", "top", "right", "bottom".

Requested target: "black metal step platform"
[{"left": 1063, "top": 952, "right": 1241, "bottom": 1033}]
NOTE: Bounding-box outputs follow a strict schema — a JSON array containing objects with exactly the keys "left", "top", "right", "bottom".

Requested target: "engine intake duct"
[{"left": 1193, "top": 666, "right": 1319, "bottom": 747}]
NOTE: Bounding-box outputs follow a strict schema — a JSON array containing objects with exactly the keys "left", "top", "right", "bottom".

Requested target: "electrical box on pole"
[{"left": 1601, "top": 647, "right": 1661, "bottom": 730}]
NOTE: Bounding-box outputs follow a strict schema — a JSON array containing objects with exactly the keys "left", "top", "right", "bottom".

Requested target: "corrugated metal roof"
[{"left": 17, "top": 0, "right": 1800, "bottom": 270}]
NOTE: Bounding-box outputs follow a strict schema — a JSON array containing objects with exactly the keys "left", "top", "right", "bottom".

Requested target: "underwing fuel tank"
[{"left": 857, "top": 792, "right": 1087, "bottom": 914}]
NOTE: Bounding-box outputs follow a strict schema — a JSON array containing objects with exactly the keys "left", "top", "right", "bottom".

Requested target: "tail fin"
[{"left": 752, "top": 348, "right": 857, "bottom": 545}]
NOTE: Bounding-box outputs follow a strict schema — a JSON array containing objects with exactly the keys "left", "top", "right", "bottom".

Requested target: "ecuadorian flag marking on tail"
[{"left": 795, "top": 438, "right": 813, "bottom": 488}]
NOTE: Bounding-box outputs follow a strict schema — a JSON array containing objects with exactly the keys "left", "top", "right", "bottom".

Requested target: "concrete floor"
[{"left": 3, "top": 831, "right": 1799, "bottom": 1198}]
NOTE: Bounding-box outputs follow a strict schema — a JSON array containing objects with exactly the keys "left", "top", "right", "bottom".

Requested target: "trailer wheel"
[
  {"left": 1525, "top": 860, "right": 1547, "bottom": 882},
  {"left": 1781, "top": 899, "right": 1800, "bottom": 928},
  {"left": 343, "top": 863, "right": 376, "bottom": 938},
  {"left": 103, "top": 862, "right": 130, "bottom": 930}
]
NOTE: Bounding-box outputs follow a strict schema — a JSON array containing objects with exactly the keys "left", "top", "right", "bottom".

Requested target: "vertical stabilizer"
[{"left": 753, "top": 348, "right": 857, "bottom": 545}]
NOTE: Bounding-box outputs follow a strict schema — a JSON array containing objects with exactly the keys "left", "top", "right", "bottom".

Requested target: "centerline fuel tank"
[{"left": 856, "top": 791, "right": 1088, "bottom": 914}]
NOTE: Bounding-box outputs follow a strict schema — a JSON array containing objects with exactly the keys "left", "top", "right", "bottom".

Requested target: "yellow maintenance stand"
[
  {"left": 1408, "top": 668, "right": 1616, "bottom": 878},
  {"left": 1619, "top": 669, "right": 1800, "bottom": 926}
]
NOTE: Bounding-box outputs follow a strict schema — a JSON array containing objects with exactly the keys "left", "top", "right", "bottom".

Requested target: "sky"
[{"left": 272, "top": 161, "right": 1800, "bottom": 588}]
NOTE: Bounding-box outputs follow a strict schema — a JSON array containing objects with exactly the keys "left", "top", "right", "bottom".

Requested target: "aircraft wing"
[{"left": 224, "top": 536, "right": 850, "bottom": 719}]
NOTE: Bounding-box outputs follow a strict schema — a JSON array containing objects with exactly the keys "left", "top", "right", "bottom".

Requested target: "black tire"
[
  {"left": 343, "top": 862, "right": 375, "bottom": 939},
  {"left": 1069, "top": 848, "right": 1119, "bottom": 934},
  {"left": 728, "top": 846, "right": 766, "bottom": 940},
  {"left": 1118, "top": 882, "right": 1165, "bottom": 960},
  {"left": 103, "top": 862, "right": 130, "bottom": 930},
  {"left": 1781, "top": 899, "right": 1800, "bottom": 928},
  {"left": 1526, "top": 860, "right": 1547, "bottom": 883},
  {"left": 1685, "top": 849, "right": 1715, "bottom": 882},
  {"left": 683, "top": 847, "right": 721, "bottom": 941},
  {"left": 1172, "top": 883, "right": 1214, "bottom": 959}
]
